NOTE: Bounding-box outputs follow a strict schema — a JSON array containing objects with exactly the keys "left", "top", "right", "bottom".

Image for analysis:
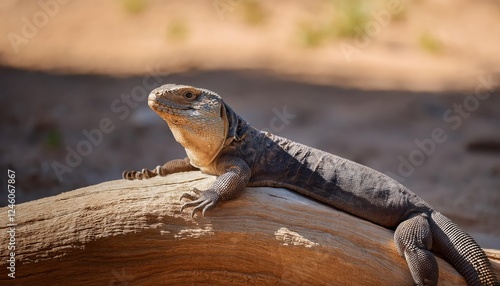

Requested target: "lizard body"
[{"left": 123, "top": 84, "right": 499, "bottom": 286}]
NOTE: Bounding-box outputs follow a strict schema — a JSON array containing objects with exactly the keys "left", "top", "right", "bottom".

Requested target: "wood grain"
[{"left": 1, "top": 172, "right": 498, "bottom": 285}]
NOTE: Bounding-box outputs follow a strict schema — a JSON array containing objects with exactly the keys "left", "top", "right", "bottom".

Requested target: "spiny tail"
[{"left": 429, "top": 211, "right": 499, "bottom": 286}]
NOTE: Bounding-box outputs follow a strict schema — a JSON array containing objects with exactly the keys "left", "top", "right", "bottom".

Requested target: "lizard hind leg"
[{"left": 394, "top": 213, "right": 438, "bottom": 286}]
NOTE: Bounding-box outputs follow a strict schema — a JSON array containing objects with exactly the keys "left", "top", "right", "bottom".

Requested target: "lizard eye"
[{"left": 183, "top": 91, "right": 196, "bottom": 100}]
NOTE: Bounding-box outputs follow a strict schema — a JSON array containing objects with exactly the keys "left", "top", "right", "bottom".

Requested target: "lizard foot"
[
  {"left": 180, "top": 188, "right": 219, "bottom": 217},
  {"left": 122, "top": 167, "right": 160, "bottom": 180}
]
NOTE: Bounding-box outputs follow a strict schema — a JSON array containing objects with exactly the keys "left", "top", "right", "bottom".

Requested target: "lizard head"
[{"left": 147, "top": 84, "right": 229, "bottom": 168}]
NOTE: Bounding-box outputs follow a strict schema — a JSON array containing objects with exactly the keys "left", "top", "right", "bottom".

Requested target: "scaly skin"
[{"left": 123, "top": 84, "right": 499, "bottom": 286}]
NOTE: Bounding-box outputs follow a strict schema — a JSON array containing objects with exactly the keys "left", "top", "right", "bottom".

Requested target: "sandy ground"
[
  {"left": 0, "top": 0, "right": 499, "bottom": 248},
  {"left": 0, "top": 0, "right": 499, "bottom": 90}
]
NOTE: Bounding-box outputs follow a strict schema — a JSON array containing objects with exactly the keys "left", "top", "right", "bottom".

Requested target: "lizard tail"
[{"left": 429, "top": 211, "right": 499, "bottom": 286}]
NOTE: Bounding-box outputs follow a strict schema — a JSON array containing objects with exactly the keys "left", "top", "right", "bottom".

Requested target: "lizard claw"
[
  {"left": 179, "top": 193, "right": 198, "bottom": 201},
  {"left": 180, "top": 189, "right": 219, "bottom": 217},
  {"left": 122, "top": 170, "right": 137, "bottom": 180},
  {"left": 179, "top": 188, "right": 203, "bottom": 201},
  {"left": 122, "top": 168, "right": 158, "bottom": 180}
]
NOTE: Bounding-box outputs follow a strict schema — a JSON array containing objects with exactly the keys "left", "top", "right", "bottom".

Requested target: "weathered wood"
[{"left": 1, "top": 171, "right": 499, "bottom": 285}]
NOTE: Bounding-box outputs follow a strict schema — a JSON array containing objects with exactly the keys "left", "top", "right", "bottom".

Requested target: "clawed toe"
[
  {"left": 180, "top": 198, "right": 204, "bottom": 215},
  {"left": 122, "top": 170, "right": 136, "bottom": 180},
  {"left": 179, "top": 189, "right": 219, "bottom": 217},
  {"left": 180, "top": 193, "right": 198, "bottom": 201},
  {"left": 135, "top": 171, "right": 144, "bottom": 180},
  {"left": 122, "top": 168, "right": 159, "bottom": 180},
  {"left": 155, "top": 165, "right": 165, "bottom": 176}
]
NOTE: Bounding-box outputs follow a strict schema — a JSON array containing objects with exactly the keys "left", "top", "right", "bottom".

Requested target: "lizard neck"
[
  {"left": 222, "top": 102, "right": 249, "bottom": 146},
  {"left": 165, "top": 106, "right": 227, "bottom": 168},
  {"left": 174, "top": 102, "right": 249, "bottom": 168}
]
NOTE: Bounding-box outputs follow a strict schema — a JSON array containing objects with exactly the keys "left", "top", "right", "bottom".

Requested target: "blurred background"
[{"left": 0, "top": 0, "right": 499, "bottom": 247}]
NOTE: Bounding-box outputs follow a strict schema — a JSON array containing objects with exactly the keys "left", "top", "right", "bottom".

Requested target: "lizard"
[{"left": 122, "top": 84, "right": 499, "bottom": 286}]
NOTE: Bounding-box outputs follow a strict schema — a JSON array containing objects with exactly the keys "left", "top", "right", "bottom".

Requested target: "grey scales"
[{"left": 123, "top": 84, "right": 499, "bottom": 286}]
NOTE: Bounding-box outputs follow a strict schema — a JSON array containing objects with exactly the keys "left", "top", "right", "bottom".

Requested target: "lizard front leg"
[
  {"left": 180, "top": 156, "right": 251, "bottom": 217},
  {"left": 122, "top": 157, "right": 197, "bottom": 180}
]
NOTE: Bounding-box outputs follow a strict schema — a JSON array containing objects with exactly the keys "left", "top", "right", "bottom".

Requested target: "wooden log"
[{"left": 1, "top": 171, "right": 499, "bottom": 285}]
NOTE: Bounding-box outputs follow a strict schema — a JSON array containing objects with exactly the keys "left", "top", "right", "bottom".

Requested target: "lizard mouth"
[{"left": 148, "top": 92, "right": 193, "bottom": 114}]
